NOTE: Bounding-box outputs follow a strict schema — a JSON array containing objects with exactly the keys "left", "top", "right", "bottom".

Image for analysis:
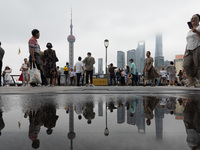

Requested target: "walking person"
[
  {"left": 167, "top": 61, "right": 176, "bottom": 86},
  {"left": 69, "top": 68, "right": 74, "bottom": 86},
  {"left": 121, "top": 69, "right": 125, "bottom": 86},
  {"left": 28, "top": 29, "right": 47, "bottom": 86},
  {"left": 74, "top": 57, "right": 84, "bottom": 86},
  {"left": 4, "top": 66, "right": 12, "bottom": 87},
  {"left": 129, "top": 59, "right": 136, "bottom": 86},
  {"left": 44, "top": 43, "right": 58, "bottom": 87},
  {"left": 143, "top": 51, "right": 159, "bottom": 86},
  {"left": 183, "top": 14, "right": 200, "bottom": 87},
  {"left": 63, "top": 62, "right": 70, "bottom": 86},
  {"left": 109, "top": 63, "right": 117, "bottom": 86},
  {"left": 116, "top": 69, "right": 121, "bottom": 86},
  {"left": 0, "top": 42, "right": 5, "bottom": 87},
  {"left": 83, "top": 52, "right": 95, "bottom": 87},
  {"left": 56, "top": 66, "right": 61, "bottom": 86},
  {"left": 20, "top": 58, "right": 29, "bottom": 86}
]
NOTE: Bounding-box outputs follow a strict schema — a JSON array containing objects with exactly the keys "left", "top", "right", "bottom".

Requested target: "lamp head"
[{"left": 104, "top": 39, "right": 109, "bottom": 48}]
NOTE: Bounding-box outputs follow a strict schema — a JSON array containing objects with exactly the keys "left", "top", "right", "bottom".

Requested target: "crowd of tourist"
[{"left": 0, "top": 13, "right": 200, "bottom": 88}]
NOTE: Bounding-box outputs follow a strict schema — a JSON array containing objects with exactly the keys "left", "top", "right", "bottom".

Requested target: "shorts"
[
  {"left": 183, "top": 46, "right": 200, "bottom": 78},
  {"left": 169, "top": 75, "right": 175, "bottom": 81}
]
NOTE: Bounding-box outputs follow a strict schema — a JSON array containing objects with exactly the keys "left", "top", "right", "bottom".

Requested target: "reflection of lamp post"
[
  {"left": 68, "top": 104, "right": 76, "bottom": 150},
  {"left": 104, "top": 102, "right": 109, "bottom": 136},
  {"left": 104, "top": 39, "right": 109, "bottom": 74}
]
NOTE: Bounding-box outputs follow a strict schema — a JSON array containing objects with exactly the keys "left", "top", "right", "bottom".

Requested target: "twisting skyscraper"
[
  {"left": 155, "top": 34, "right": 164, "bottom": 68},
  {"left": 67, "top": 12, "right": 76, "bottom": 68}
]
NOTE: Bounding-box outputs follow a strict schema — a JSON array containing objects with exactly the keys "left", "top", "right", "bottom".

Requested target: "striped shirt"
[{"left": 28, "top": 37, "right": 40, "bottom": 53}]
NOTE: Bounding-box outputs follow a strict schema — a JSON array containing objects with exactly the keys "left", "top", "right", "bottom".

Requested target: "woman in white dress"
[{"left": 4, "top": 66, "right": 12, "bottom": 86}]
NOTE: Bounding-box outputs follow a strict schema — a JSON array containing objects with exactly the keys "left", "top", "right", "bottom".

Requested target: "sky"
[{"left": 0, "top": 0, "right": 200, "bottom": 74}]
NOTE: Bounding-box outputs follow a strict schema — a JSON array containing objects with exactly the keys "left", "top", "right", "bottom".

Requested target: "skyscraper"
[
  {"left": 117, "top": 51, "right": 125, "bottom": 69},
  {"left": 67, "top": 12, "right": 76, "bottom": 68},
  {"left": 127, "top": 49, "right": 136, "bottom": 67},
  {"left": 135, "top": 41, "right": 145, "bottom": 74},
  {"left": 155, "top": 34, "right": 164, "bottom": 68},
  {"left": 98, "top": 58, "right": 103, "bottom": 74}
]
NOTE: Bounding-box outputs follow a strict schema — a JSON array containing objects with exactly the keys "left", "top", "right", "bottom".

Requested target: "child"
[
  {"left": 4, "top": 66, "right": 12, "bottom": 87},
  {"left": 69, "top": 68, "right": 74, "bottom": 86},
  {"left": 167, "top": 61, "right": 176, "bottom": 86}
]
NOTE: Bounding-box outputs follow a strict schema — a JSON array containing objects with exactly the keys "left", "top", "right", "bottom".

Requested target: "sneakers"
[{"left": 90, "top": 84, "right": 94, "bottom": 87}]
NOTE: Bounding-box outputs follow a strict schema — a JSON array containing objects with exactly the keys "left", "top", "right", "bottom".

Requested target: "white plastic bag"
[{"left": 29, "top": 64, "right": 42, "bottom": 84}]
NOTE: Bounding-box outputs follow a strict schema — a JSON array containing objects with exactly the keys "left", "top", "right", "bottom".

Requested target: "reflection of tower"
[
  {"left": 155, "top": 104, "right": 164, "bottom": 141},
  {"left": 135, "top": 99, "right": 145, "bottom": 134},
  {"left": 68, "top": 104, "right": 76, "bottom": 150},
  {"left": 67, "top": 11, "right": 76, "bottom": 68},
  {"left": 117, "top": 105, "right": 125, "bottom": 124},
  {"left": 98, "top": 101, "right": 103, "bottom": 117}
]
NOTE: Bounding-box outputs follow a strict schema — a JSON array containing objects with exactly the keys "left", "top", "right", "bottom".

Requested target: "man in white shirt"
[
  {"left": 74, "top": 57, "right": 84, "bottom": 86},
  {"left": 160, "top": 68, "right": 167, "bottom": 85}
]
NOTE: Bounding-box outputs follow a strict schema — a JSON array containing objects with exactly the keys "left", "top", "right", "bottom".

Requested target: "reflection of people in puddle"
[
  {"left": 0, "top": 110, "right": 5, "bottom": 136},
  {"left": 75, "top": 102, "right": 84, "bottom": 120},
  {"left": 28, "top": 110, "right": 42, "bottom": 149},
  {"left": 166, "top": 97, "right": 176, "bottom": 115},
  {"left": 108, "top": 101, "right": 117, "bottom": 113},
  {"left": 125, "top": 98, "right": 137, "bottom": 117},
  {"left": 83, "top": 102, "right": 95, "bottom": 124},
  {"left": 143, "top": 97, "right": 159, "bottom": 126},
  {"left": 183, "top": 99, "right": 200, "bottom": 150},
  {"left": 42, "top": 104, "right": 59, "bottom": 135}
]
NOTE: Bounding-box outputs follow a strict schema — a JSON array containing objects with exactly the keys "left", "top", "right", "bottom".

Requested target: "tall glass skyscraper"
[
  {"left": 117, "top": 51, "right": 125, "bottom": 69},
  {"left": 98, "top": 58, "right": 103, "bottom": 74},
  {"left": 127, "top": 49, "right": 136, "bottom": 67},
  {"left": 135, "top": 41, "right": 145, "bottom": 74},
  {"left": 155, "top": 34, "right": 164, "bottom": 68}
]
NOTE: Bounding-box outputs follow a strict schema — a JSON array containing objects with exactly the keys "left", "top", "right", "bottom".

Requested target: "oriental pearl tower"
[{"left": 67, "top": 12, "right": 76, "bottom": 68}]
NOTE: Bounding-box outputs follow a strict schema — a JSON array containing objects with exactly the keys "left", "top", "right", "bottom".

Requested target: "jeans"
[
  {"left": 81, "top": 73, "right": 84, "bottom": 85},
  {"left": 86, "top": 70, "right": 93, "bottom": 84},
  {"left": 29, "top": 53, "right": 47, "bottom": 85},
  {"left": 110, "top": 75, "right": 116, "bottom": 85},
  {"left": 0, "top": 60, "right": 2, "bottom": 86},
  {"left": 76, "top": 73, "right": 81, "bottom": 86},
  {"left": 132, "top": 74, "right": 137, "bottom": 86},
  {"left": 22, "top": 72, "right": 28, "bottom": 85},
  {"left": 65, "top": 72, "right": 69, "bottom": 86}
]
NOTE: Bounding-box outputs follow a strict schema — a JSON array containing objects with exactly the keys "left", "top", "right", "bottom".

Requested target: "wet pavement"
[{"left": 0, "top": 93, "right": 199, "bottom": 150}]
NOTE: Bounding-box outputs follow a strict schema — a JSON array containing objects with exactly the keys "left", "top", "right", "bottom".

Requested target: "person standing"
[
  {"left": 56, "top": 66, "right": 61, "bottom": 86},
  {"left": 178, "top": 70, "right": 183, "bottom": 82},
  {"left": 109, "top": 63, "right": 117, "bottom": 86},
  {"left": 74, "top": 57, "right": 84, "bottom": 86},
  {"left": 63, "top": 62, "right": 70, "bottom": 86},
  {"left": 4, "top": 66, "right": 12, "bottom": 87},
  {"left": 143, "top": 51, "right": 159, "bottom": 86},
  {"left": 44, "top": 43, "right": 58, "bottom": 87},
  {"left": 167, "top": 61, "right": 176, "bottom": 86},
  {"left": 160, "top": 68, "right": 167, "bottom": 85},
  {"left": 69, "top": 68, "right": 74, "bottom": 86},
  {"left": 0, "top": 42, "right": 5, "bottom": 87},
  {"left": 28, "top": 29, "right": 47, "bottom": 86},
  {"left": 183, "top": 14, "right": 200, "bottom": 87},
  {"left": 83, "top": 52, "right": 95, "bottom": 87},
  {"left": 20, "top": 58, "right": 29, "bottom": 86},
  {"left": 129, "top": 59, "right": 136, "bottom": 86}
]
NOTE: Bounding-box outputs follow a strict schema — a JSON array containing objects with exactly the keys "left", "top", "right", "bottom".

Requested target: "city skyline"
[{"left": 0, "top": 0, "right": 199, "bottom": 74}]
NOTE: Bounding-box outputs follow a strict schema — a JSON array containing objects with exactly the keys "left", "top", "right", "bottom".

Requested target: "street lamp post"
[
  {"left": 104, "top": 39, "right": 109, "bottom": 74},
  {"left": 104, "top": 102, "right": 109, "bottom": 136}
]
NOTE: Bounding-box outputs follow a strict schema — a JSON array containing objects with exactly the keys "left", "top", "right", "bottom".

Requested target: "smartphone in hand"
[{"left": 187, "top": 22, "right": 193, "bottom": 29}]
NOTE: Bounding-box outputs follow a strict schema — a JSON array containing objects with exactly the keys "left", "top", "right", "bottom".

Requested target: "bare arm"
[
  {"left": 183, "top": 45, "right": 187, "bottom": 58},
  {"left": 30, "top": 47, "right": 35, "bottom": 62}
]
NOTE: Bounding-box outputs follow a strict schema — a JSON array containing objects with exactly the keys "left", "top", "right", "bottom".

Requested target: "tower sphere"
[{"left": 68, "top": 35, "right": 76, "bottom": 43}]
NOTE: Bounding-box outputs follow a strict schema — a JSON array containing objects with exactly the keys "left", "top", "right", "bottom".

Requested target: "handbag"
[{"left": 29, "top": 64, "right": 42, "bottom": 84}]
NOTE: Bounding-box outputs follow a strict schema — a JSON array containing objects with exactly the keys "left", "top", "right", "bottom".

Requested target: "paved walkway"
[{"left": 0, "top": 86, "right": 199, "bottom": 95}]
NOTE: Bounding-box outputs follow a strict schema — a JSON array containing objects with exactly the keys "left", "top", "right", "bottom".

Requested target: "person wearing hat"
[
  {"left": 109, "top": 63, "right": 117, "bottom": 86},
  {"left": 0, "top": 42, "right": 5, "bottom": 87},
  {"left": 129, "top": 59, "right": 136, "bottom": 86},
  {"left": 44, "top": 43, "right": 59, "bottom": 87}
]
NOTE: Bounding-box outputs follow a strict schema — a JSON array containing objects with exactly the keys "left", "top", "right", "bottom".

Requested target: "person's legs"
[
  {"left": 110, "top": 75, "right": 112, "bottom": 85},
  {"left": 113, "top": 75, "right": 116, "bottom": 86},
  {"left": 58, "top": 76, "right": 60, "bottom": 86},
  {"left": 77, "top": 73, "right": 81, "bottom": 86},
  {"left": 86, "top": 71, "right": 89, "bottom": 85},
  {"left": 81, "top": 73, "right": 84, "bottom": 85},
  {"left": 90, "top": 70, "right": 93, "bottom": 84},
  {"left": 0, "top": 60, "right": 2, "bottom": 86}
]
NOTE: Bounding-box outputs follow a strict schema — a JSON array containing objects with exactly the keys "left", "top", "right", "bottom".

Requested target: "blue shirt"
[{"left": 130, "top": 62, "right": 136, "bottom": 75}]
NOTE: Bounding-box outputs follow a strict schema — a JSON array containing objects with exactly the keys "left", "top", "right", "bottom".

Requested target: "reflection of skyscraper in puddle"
[
  {"left": 135, "top": 99, "right": 145, "bottom": 134},
  {"left": 68, "top": 104, "right": 76, "bottom": 150},
  {"left": 175, "top": 100, "right": 184, "bottom": 120},
  {"left": 98, "top": 101, "right": 103, "bottom": 117},
  {"left": 155, "top": 102, "right": 165, "bottom": 141}
]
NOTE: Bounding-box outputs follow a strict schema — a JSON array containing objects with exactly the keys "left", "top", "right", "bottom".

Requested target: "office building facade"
[{"left": 117, "top": 51, "right": 125, "bottom": 69}]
